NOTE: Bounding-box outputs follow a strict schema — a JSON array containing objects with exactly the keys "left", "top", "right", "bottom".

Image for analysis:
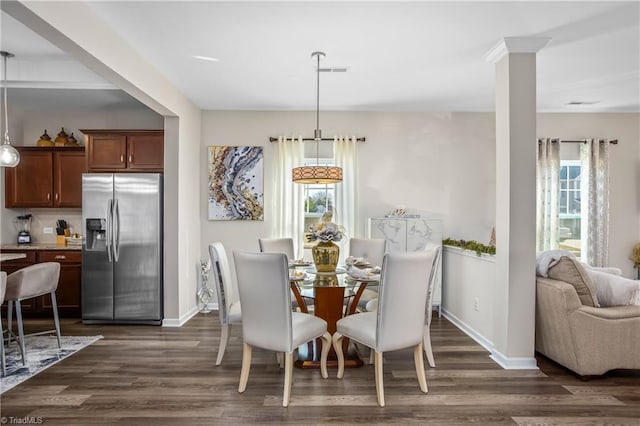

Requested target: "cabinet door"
[
  {"left": 4, "top": 150, "right": 53, "bottom": 207},
  {"left": 54, "top": 150, "right": 86, "bottom": 207},
  {"left": 127, "top": 133, "right": 164, "bottom": 171},
  {"left": 87, "top": 134, "right": 127, "bottom": 170},
  {"left": 38, "top": 251, "right": 82, "bottom": 317}
]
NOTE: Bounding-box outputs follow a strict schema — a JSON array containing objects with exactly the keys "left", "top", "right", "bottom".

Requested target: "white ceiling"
[{"left": 1, "top": 1, "right": 639, "bottom": 113}]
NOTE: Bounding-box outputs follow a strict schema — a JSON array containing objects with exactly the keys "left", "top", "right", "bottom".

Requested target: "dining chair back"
[
  {"left": 209, "top": 242, "right": 242, "bottom": 365},
  {"left": 0, "top": 271, "right": 6, "bottom": 376},
  {"left": 423, "top": 242, "right": 442, "bottom": 367},
  {"left": 333, "top": 251, "right": 435, "bottom": 406},
  {"left": 349, "top": 238, "right": 386, "bottom": 267},
  {"left": 233, "top": 251, "right": 331, "bottom": 407},
  {"left": 5, "top": 262, "right": 61, "bottom": 366},
  {"left": 258, "top": 238, "right": 295, "bottom": 262}
]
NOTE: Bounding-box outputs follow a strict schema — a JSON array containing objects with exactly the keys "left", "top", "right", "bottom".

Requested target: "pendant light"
[
  {"left": 292, "top": 51, "right": 342, "bottom": 184},
  {"left": 1, "top": 51, "right": 20, "bottom": 167}
]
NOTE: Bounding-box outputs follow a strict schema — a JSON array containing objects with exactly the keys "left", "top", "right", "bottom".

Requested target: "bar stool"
[
  {"left": 5, "top": 262, "right": 62, "bottom": 366},
  {"left": 1, "top": 271, "right": 6, "bottom": 376}
]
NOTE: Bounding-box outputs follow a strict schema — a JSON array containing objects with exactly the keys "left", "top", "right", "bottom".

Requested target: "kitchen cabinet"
[
  {"left": 0, "top": 249, "right": 82, "bottom": 317},
  {"left": 4, "top": 146, "right": 85, "bottom": 208},
  {"left": 82, "top": 129, "right": 164, "bottom": 172}
]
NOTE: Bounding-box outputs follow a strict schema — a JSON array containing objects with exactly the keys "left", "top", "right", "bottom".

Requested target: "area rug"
[{"left": 1, "top": 335, "right": 103, "bottom": 394}]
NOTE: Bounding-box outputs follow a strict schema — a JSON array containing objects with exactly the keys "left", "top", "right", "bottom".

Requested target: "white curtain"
[
  {"left": 580, "top": 139, "right": 610, "bottom": 266},
  {"left": 334, "top": 136, "right": 358, "bottom": 262},
  {"left": 271, "top": 136, "right": 305, "bottom": 258},
  {"left": 536, "top": 138, "right": 560, "bottom": 252}
]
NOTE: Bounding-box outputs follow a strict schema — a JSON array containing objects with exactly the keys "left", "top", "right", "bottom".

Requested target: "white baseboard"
[
  {"left": 162, "top": 305, "right": 200, "bottom": 327},
  {"left": 442, "top": 308, "right": 538, "bottom": 370},
  {"left": 441, "top": 308, "right": 494, "bottom": 352}
]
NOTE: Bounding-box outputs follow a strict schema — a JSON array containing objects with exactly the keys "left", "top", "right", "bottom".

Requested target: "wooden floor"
[{"left": 1, "top": 313, "right": 639, "bottom": 425}]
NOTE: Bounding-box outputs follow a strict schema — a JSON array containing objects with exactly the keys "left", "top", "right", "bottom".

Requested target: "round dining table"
[{"left": 289, "top": 269, "right": 379, "bottom": 369}]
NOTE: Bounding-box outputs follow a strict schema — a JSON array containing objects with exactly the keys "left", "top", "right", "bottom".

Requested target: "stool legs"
[
  {"left": 51, "top": 291, "right": 62, "bottom": 348},
  {"left": 0, "top": 313, "right": 5, "bottom": 377},
  {"left": 15, "top": 300, "right": 26, "bottom": 366}
]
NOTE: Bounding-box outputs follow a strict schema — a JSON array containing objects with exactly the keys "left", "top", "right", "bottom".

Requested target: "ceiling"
[{"left": 1, "top": 1, "right": 638, "bottom": 113}]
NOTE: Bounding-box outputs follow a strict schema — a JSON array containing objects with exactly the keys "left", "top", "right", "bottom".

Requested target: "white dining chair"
[
  {"left": 258, "top": 238, "right": 295, "bottom": 262},
  {"left": 333, "top": 251, "right": 435, "bottom": 407},
  {"left": 233, "top": 251, "right": 331, "bottom": 407},
  {"left": 423, "top": 242, "right": 442, "bottom": 368},
  {"left": 209, "top": 242, "right": 242, "bottom": 366},
  {"left": 5, "top": 262, "right": 62, "bottom": 366},
  {"left": 348, "top": 238, "right": 386, "bottom": 311}
]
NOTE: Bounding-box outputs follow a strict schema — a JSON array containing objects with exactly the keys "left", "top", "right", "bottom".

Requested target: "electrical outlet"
[
  {"left": 43, "top": 227, "right": 54, "bottom": 234},
  {"left": 474, "top": 297, "right": 480, "bottom": 312}
]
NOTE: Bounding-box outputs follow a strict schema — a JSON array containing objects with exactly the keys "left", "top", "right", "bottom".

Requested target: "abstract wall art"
[{"left": 208, "top": 146, "right": 264, "bottom": 220}]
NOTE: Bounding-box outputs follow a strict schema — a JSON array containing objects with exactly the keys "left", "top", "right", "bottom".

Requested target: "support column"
[{"left": 486, "top": 37, "right": 550, "bottom": 369}]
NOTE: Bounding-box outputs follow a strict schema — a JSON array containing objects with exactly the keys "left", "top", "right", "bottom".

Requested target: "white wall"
[{"left": 200, "top": 110, "right": 640, "bottom": 306}]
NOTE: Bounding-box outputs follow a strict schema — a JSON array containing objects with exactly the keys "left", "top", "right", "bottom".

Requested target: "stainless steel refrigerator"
[{"left": 82, "top": 173, "right": 163, "bottom": 324}]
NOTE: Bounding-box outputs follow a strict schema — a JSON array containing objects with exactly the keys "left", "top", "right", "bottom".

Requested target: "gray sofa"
[{"left": 535, "top": 276, "right": 640, "bottom": 376}]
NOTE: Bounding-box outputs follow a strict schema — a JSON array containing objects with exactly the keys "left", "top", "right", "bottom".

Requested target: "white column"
[{"left": 486, "top": 37, "right": 550, "bottom": 369}]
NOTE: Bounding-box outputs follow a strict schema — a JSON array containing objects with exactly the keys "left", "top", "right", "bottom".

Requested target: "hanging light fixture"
[
  {"left": 292, "top": 51, "right": 342, "bottom": 184},
  {"left": 1, "top": 51, "right": 20, "bottom": 167}
]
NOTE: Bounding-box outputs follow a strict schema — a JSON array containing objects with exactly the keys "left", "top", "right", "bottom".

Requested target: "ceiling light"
[
  {"left": 292, "top": 52, "right": 342, "bottom": 184},
  {"left": 193, "top": 55, "right": 219, "bottom": 62},
  {"left": 1, "top": 51, "right": 20, "bottom": 168}
]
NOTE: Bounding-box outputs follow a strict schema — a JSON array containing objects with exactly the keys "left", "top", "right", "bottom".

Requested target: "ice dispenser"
[{"left": 85, "top": 218, "right": 107, "bottom": 251}]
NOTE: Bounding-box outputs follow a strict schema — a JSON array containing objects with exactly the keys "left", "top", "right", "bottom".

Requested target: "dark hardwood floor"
[{"left": 1, "top": 313, "right": 638, "bottom": 425}]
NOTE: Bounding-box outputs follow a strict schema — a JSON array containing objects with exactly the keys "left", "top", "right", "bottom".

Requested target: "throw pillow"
[
  {"left": 586, "top": 269, "right": 640, "bottom": 307},
  {"left": 548, "top": 256, "right": 600, "bottom": 307}
]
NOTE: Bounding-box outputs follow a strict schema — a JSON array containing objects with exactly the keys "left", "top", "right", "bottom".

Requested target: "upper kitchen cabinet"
[
  {"left": 82, "top": 130, "right": 164, "bottom": 172},
  {"left": 5, "top": 147, "right": 85, "bottom": 208}
]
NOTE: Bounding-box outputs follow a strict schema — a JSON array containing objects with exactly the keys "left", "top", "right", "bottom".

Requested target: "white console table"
[{"left": 367, "top": 217, "right": 443, "bottom": 313}]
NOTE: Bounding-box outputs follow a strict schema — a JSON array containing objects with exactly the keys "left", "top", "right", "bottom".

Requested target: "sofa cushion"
[
  {"left": 586, "top": 269, "right": 640, "bottom": 307},
  {"left": 548, "top": 256, "right": 600, "bottom": 307}
]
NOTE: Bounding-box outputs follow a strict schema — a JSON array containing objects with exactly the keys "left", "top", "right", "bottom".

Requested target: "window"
[
  {"left": 558, "top": 160, "right": 582, "bottom": 257},
  {"left": 301, "top": 159, "right": 336, "bottom": 249}
]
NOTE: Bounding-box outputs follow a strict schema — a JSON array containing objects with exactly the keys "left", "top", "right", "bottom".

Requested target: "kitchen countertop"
[
  {"left": 1, "top": 244, "right": 81, "bottom": 251},
  {"left": 0, "top": 253, "right": 27, "bottom": 261}
]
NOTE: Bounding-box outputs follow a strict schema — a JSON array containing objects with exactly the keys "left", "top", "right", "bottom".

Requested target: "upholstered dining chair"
[
  {"left": 349, "top": 238, "right": 386, "bottom": 311},
  {"left": 209, "top": 242, "right": 242, "bottom": 366},
  {"left": 333, "top": 251, "right": 435, "bottom": 407},
  {"left": 5, "top": 262, "right": 62, "bottom": 366},
  {"left": 233, "top": 251, "right": 331, "bottom": 407},
  {"left": 258, "top": 238, "right": 295, "bottom": 262},
  {"left": 1, "top": 271, "right": 6, "bottom": 376},
  {"left": 422, "top": 242, "right": 442, "bottom": 368}
]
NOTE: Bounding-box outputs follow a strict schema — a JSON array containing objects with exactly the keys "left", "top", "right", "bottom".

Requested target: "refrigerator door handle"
[
  {"left": 106, "top": 199, "right": 113, "bottom": 263},
  {"left": 113, "top": 198, "right": 121, "bottom": 262}
]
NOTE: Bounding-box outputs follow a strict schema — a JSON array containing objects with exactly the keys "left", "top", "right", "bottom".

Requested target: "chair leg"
[
  {"left": 332, "top": 332, "right": 345, "bottom": 379},
  {"left": 276, "top": 352, "right": 284, "bottom": 368},
  {"left": 414, "top": 342, "right": 428, "bottom": 394},
  {"left": 216, "top": 324, "right": 230, "bottom": 366},
  {"left": 374, "top": 351, "right": 385, "bottom": 407},
  {"left": 0, "top": 314, "right": 5, "bottom": 377},
  {"left": 282, "top": 352, "right": 294, "bottom": 407},
  {"left": 369, "top": 348, "right": 375, "bottom": 365},
  {"left": 423, "top": 324, "right": 436, "bottom": 368},
  {"left": 15, "top": 300, "right": 26, "bottom": 366},
  {"left": 319, "top": 332, "right": 331, "bottom": 379},
  {"left": 238, "top": 343, "right": 252, "bottom": 393},
  {"left": 7, "top": 300, "right": 13, "bottom": 343},
  {"left": 50, "top": 292, "right": 62, "bottom": 348}
]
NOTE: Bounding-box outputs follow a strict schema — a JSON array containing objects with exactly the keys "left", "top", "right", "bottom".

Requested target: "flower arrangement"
[{"left": 307, "top": 222, "right": 344, "bottom": 243}]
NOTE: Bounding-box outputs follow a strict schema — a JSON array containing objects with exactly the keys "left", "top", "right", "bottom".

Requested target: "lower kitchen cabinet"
[{"left": 0, "top": 249, "right": 81, "bottom": 318}]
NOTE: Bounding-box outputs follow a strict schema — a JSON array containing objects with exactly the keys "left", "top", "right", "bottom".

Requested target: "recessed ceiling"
[{"left": 2, "top": 1, "right": 639, "bottom": 113}]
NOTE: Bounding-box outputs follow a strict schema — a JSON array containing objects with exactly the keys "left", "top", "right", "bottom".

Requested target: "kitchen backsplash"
[{"left": 2, "top": 209, "right": 82, "bottom": 245}]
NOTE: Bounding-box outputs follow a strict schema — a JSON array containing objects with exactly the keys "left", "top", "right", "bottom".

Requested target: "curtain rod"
[
  {"left": 538, "top": 138, "right": 618, "bottom": 144},
  {"left": 269, "top": 136, "right": 366, "bottom": 143}
]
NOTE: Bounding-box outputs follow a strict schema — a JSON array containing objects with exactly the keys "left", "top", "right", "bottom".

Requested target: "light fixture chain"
[{"left": 2, "top": 52, "right": 9, "bottom": 144}]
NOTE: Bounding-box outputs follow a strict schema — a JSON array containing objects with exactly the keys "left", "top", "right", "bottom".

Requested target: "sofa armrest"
[{"left": 578, "top": 304, "right": 640, "bottom": 320}]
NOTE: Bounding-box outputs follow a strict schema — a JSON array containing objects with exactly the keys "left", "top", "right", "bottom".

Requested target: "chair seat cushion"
[
  {"left": 336, "top": 312, "right": 377, "bottom": 349},
  {"left": 291, "top": 312, "right": 327, "bottom": 348},
  {"left": 228, "top": 301, "right": 242, "bottom": 323}
]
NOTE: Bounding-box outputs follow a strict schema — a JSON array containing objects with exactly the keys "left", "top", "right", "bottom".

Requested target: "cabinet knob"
[
  {"left": 55, "top": 193, "right": 59, "bottom": 201},
  {"left": 47, "top": 193, "right": 51, "bottom": 201},
  {"left": 120, "top": 154, "right": 124, "bottom": 163},
  {"left": 54, "top": 255, "right": 66, "bottom": 260},
  {"left": 129, "top": 155, "right": 133, "bottom": 164}
]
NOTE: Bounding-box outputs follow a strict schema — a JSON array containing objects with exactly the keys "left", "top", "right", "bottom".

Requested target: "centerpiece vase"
[{"left": 312, "top": 241, "right": 340, "bottom": 272}]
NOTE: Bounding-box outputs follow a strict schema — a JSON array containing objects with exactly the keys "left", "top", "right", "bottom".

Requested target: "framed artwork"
[{"left": 208, "top": 146, "right": 264, "bottom": 220}]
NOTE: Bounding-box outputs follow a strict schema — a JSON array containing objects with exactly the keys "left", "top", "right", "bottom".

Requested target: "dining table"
[{"left": 289, "top": 266, "right": 379, "bottom": 369}]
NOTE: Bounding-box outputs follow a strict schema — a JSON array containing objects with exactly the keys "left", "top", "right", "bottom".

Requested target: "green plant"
[{"left": 443, "top": 238, "right": 496, "bottom": 256}]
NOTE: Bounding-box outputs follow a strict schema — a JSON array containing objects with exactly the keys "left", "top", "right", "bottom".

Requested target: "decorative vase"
[
  {"left": 312, "top": 241, "right": 340, "bottom": 272},
  {"left": 197, "top": 277, "right": 214, "bottom": 313}
]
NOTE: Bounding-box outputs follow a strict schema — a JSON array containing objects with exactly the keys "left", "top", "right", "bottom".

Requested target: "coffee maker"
[{"left": 16, "top": 214, "right": 32, "bottom": 245}]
